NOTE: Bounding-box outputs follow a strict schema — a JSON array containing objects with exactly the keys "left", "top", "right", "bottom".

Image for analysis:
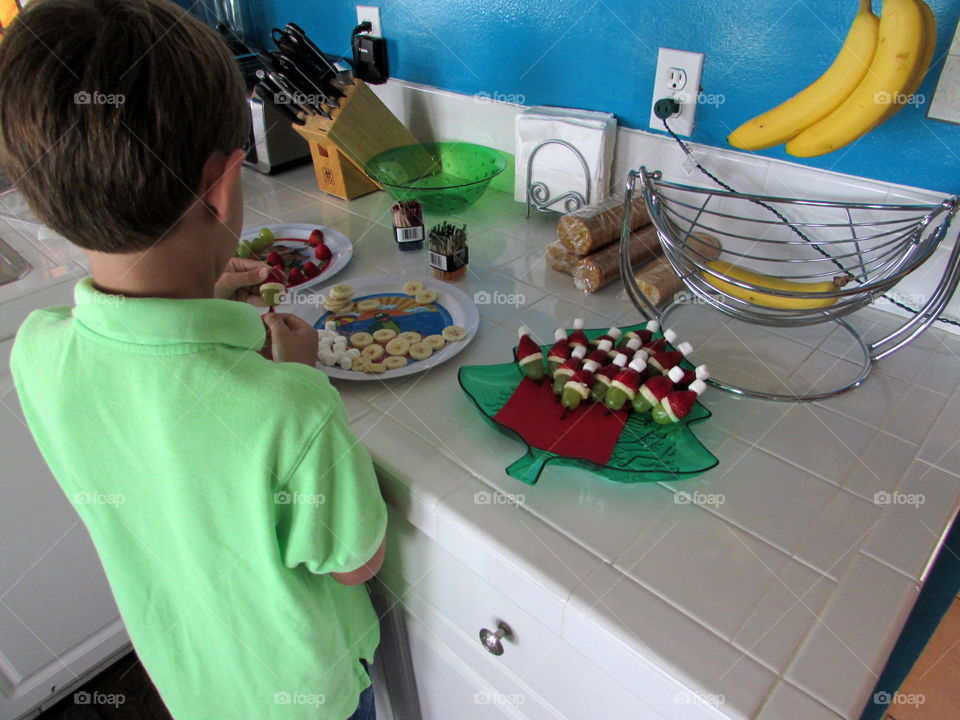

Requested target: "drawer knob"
[{"left": 479, "top": 621, "right": 513, "bottom": 656}]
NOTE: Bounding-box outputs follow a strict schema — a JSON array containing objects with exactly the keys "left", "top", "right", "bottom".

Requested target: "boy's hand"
[
  {"left": 215, "top": 258, "right": 269, "bottom": 304},
  {"left": 263, "top": 313, "right": 318, "bottom": 366}
]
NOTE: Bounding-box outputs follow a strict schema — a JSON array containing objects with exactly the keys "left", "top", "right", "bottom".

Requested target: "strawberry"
[
  {"left": 315, "top": 243, "right": 332, "bottom": 261},
  {"left": 302, "top": 261, "right": 319, "bottom": 278},
  {"left": 265, "top": 250, "right": 282, "bottom": 267},
  {"left": 308, "top": 229, "right": 324, "bottom": 247},
  {"left": 288, "top": 267, "right": 304, "bottom": 285},
  {"left": 267, "top": 264, "right": 286, "bottom": 285}
]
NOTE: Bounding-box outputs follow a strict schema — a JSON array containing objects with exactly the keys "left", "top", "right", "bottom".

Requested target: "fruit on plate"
[
  {"left": 644, "top": 328, "right": 678, "bottom": 354},
  {"left": 786, "top": 0, "right": 931, "bottom": 157},
  {"left": 259, "top": 282, "right": 285, "bottom": 310},
  {"left": 403, "top": 279, "right": 425, "bottom": 295},
  {"left": 727, "top": 0, "right": 880, "bottom": 151},
  {"left": 648, "top": 341, "right": 694, "bottom": 374},
  {"left": 568, "top": 318, "right": 589, "bottom": 349},
  {"left": 633, "top": 367, "right": 686, "bottom": 413},
  {"left": 552, "top": 345, "right": 587, "bottom": 395},
  {"left": 676, "top": 364, "right": 710, "bottom": 390},
  {"left": 409, "top": 342, "right": 433, "bottom": 361},
  {"left": 622, "top": 319, "right": 659, "bottom": 348},
  {"left": 590, "top": 353, "right": 628, "bottom": 402},
  {"left": 593, "top": 326, "right": 622, "bottom": 348},
  {"left": 561, "top": 360, "right": 599, "bottom": 411},
  {"left": 315, "top": 243, "right": 332, "bottom": 261},
  {"left": 652, "top": 379, "right": 709, "bottom": 424},
  {"left": 547, "top": 328, "right": 570, "bottom": 378},
  {"left": 441, "top": 325, "right": 467, "bottom": 342},
  {"left": 703, "top": 260, "right": 849, "bottom": 310},
  {"left": 517, "top": 326, "right": 545, "bottom": 381},
  {"left": 265, "top": 250, "right": 283, "bottom": 267},
  {"left": 308, "top": 229, "right": 324, "bottom": 246},
  {"left": 587, "top": 339, "right": 614, "bottom": 365},
  {"left": 603, "top": 356, "right": 648, "bottom": 412}
]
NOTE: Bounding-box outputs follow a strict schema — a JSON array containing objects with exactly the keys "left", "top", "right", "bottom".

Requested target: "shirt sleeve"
[{"left": 274, "top": 405, "right": 387, "bottom": 575}]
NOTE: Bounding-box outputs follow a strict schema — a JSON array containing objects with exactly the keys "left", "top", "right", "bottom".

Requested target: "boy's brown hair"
[{"left": 0, "top": 0, "right": 249, "bottom": 253}]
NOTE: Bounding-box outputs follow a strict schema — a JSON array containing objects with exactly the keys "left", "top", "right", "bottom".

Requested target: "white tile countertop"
[
  {"left": 242, "top": 164, "right": 960, "bottom": 720},
  {"left": 3, "top": 163, "right": 956, "bottom": 719}
]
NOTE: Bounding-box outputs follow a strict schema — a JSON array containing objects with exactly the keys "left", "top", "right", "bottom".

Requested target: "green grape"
[
  {"left": 651, "top": 404, "right": 673, "bottom": 424},
  {"left": 603, "top": 387, "right": 628, "bottom": 412},
  {"left": 632, "top": 395, "right": 654, "bottom": 413}
]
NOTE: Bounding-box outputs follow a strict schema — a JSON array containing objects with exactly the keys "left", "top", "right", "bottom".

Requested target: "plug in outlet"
[
  {"left": 650, "top": 48, "right": 704, "bottom": 137},
  {"left": 356, "top": 5, "right": 382, "bottom": 37}
]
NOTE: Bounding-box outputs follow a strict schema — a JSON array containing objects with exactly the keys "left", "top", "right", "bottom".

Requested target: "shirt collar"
[{"left": 72, "top": 278, "right": 266, "bottom": 350}]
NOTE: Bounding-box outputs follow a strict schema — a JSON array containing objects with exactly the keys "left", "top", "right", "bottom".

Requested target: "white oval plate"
[
  {"left": 303, "top": 274, "right": 480, "bottom": 381},
  {"left": 239, "top": 223, "right": 352, "bottom": 292}
]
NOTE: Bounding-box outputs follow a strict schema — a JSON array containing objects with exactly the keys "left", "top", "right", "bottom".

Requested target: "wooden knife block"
[{"left": 292, "top": 80, "right": 419, "bottom": 201}]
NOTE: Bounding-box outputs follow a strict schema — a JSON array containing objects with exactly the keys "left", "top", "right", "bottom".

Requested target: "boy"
[{"left": 0, "top": 1, "right": 387, "bottom": 718}]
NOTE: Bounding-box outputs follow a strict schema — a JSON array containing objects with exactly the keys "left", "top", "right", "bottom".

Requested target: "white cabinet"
[
  {"left": 378, "top": 509, "right": 653, "bottom": 720},
  {"left": 0, "top": 336, "right": 129, "bottom": 720}
]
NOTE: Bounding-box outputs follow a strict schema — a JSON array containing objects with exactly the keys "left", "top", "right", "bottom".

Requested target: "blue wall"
[{"left": 253, "top": 0, "right": 960, "bottom": 194}]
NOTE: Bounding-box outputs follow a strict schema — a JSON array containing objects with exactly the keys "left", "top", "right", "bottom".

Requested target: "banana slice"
[
  {"left": 415, "top": 290, "right": 437, "bottom": 305},
  {"left": 361, "top": 343, "right": 384, "bottom": 361},
  {"left": 366, "top": 361, "right": 385, "bottom": 374},
  {"left": 324, "top": 299, "right": 353, "bottom": 313},
  {"left": 409, "top": 342, "right": 433, "bottom": 361},
  {"left": 329, "top": 284, "right": 355, "bottom": 300},
  {"left": 442, "top": 325, "right": 467, "bottom": 342},
  {"left": 385, "top": 337, "right": 410, "bottom": 356},
  {"left": 349, "top": 332, "right": 374, "bottom": 348},
  {"left": 357, "top": 298, "right": 381, "bottom": 312},
  {"left": 423, "top": 334, "right": 446, "bottom": 350},
  {"left": 353, "top": 358, "right": 372, "bottom": 373},
  {"left": 398, "top": 331, "right": 421, "bottom": 344},
  {"left": 372, "top": 328, "right": 397, "bottom": 343},
  {"left": 384, "top": 356, "right": 408, "bottom": 370},
  {"left": 403, "top": 279, "right": 425, "bottom": 295}
]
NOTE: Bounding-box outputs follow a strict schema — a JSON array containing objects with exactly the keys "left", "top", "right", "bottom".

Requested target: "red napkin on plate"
[{"left": 494, "top": 378, "right": 629, "bottom": 465}]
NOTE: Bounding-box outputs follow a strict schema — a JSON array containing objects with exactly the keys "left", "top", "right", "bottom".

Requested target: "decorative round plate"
[{"left": 304, "top": 274, "right": 480, "bottom": 381}]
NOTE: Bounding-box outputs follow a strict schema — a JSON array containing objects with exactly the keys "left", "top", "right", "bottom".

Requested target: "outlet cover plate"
[
  {"left": 356, "top": 5, "right": 382, "bottom": 38},
  {"left": 650, "top": 48, "right": 704, "bottom": 136}
]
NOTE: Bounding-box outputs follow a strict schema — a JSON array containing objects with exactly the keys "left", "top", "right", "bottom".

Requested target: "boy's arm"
[{"left": 331, "top": 534, "right": 387, "bottom": 586}]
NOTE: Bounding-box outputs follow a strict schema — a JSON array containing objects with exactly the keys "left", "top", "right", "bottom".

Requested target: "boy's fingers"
[
  {"left": 262, "top": 312, "right": 291, "bottom": 337},
  {"left": 230, "top": 266, "right": 269, "bottom": 287},
  {"left": 283, "top": 314, "right": 315, "bottom": 333}
]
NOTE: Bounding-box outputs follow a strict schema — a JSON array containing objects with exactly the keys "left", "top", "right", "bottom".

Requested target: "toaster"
[{"left": 244, "top": 93, "right": 311, "bottom": 175}]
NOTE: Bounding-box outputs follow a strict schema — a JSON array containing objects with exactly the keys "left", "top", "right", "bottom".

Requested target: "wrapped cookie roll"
[
  {"left": 545, "top": 240, "right": 580, "bottom": 275},
  {"left": 557, "top": 194, "right": 651, "bottom": 256},
  {"left": 633, "top": 233, "right": 723, "bottom": 308},
  {"left": 572, "top": 224, "right": 663, "bottom": 293}
]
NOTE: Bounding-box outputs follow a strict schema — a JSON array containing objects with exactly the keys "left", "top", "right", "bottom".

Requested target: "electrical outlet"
[
  {"left": 650, "top": 48, "right": 704, "bottom": 137},
  {"left": 356, "top": 6, "right": 382, "bottom": 37}
]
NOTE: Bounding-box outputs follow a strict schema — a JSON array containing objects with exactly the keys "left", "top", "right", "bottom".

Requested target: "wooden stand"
[{"left": 292, "top": 80, "right": 419, "bottom": 201}]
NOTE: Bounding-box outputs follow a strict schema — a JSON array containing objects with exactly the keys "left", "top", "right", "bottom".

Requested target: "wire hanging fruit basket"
[{"left": 620, "top": 167, "right": 960, "bottom": 401}]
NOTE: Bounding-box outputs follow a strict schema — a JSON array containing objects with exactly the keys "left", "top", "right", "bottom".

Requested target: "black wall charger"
[{"left": 352, "top": 22, "right": 389, "bottom": 84}]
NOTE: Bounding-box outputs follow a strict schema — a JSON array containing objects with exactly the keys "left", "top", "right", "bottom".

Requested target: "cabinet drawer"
[{"left": 382, "top": 510, "right": 654, "bottom": 719}]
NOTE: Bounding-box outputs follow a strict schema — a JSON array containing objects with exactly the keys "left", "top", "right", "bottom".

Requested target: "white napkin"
[{"left": 514, "top": 106, "right": 618, "bottom": 207}]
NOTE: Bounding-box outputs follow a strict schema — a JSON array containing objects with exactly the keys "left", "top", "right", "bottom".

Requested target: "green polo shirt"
[{"left": 11, "top": 278, "right": 387, "bottom": 720}]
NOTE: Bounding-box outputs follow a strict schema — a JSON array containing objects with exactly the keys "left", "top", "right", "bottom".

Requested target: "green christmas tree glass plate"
[{"left": 458, "top": 324, "right": 718, "bottom": 485}]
